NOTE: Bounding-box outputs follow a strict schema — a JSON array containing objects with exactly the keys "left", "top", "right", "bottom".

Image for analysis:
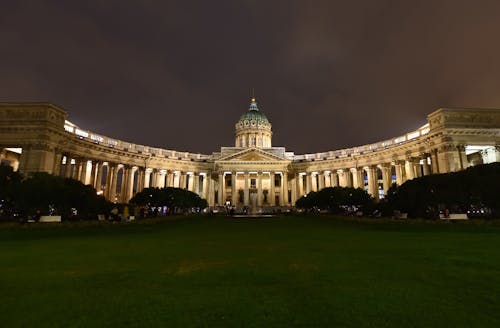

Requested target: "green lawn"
[{"left": 1, "top": 216, "right": 499, "bottom": 327}]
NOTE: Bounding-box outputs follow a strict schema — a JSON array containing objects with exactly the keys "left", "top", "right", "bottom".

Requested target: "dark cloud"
[{"left": 1, "top": 0, "right": 500, "bottom": 153}]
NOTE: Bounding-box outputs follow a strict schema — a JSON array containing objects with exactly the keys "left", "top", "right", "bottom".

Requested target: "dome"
[
  {"left": 234, "top": 98, "right": 273, "bottom": 148},
  {"left": 238, "top": 99, "right": 269, "bottom": 124}
]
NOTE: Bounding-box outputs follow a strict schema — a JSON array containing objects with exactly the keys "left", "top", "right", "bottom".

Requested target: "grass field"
[{"left": 1, "top": 215, "right": 500, "bottom": 327}]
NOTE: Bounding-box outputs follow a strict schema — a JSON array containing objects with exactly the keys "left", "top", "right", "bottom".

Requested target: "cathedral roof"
[{"left": 238, "top": 98, "right": 269, "bottom": 124}]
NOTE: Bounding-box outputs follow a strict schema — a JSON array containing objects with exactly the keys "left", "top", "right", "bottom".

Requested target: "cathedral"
[{"left": 1, "top": 99, "right": 499, "bottom": 208}]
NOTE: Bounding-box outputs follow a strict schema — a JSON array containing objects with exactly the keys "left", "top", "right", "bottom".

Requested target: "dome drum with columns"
[
  {"left": 0, "top": 100, "right": 499, "bottom": 208},
  {"left": 235, "top": 98, "right": 272, "bottom": 148}
]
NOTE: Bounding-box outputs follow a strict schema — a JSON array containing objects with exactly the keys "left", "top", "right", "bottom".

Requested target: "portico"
[{"left": 214, "top": 148, "right": 291, "bottom": 207}]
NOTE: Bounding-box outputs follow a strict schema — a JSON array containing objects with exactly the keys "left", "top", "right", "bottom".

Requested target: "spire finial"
[{"left": 251, "top": 88, "right": 255, "bottom": 102}]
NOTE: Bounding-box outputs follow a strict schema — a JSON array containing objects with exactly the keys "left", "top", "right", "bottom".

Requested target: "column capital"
[
  {"left": 439, "top": 144, "right": 457, "bottom": 153},
  {"left": 377, "top": 163, "right": 391, "bottom": 169}
]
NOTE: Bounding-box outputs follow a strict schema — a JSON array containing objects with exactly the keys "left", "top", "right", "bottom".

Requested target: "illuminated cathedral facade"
[{"left": 1, "top": 99, "right": 499, "bottom": 207}]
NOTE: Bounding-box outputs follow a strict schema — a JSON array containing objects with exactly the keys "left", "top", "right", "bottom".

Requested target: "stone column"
[
  {"left": 405, "top": 159, "right": 415, "bottom": 180},
  {"left": 457, "top": 145, "right": 468, "bottom": 170},
  {"left": 76, "top": 159, "right": 84, "bottom": 181},
  {"left": 126, "top": 167, "right": 136, "bottom": 202},
  {"left": 74, "top": 159, "right": 83, "bottom": 181},
  {"left": 187, "top": 173, "right": 194, "bottom": 192},
  {"left": 318, "top": 172, "right": 325, "bottom": 190},
  {"left": 244, "top": 172, "right": 250, "bottom": 206},
  {"left": 305, "top": 172, "right": 312, "bottom": 194},
  {"left": 79, "top": 160, "right": 89, "bottom": 184},
  {"left": 70, "top": 158, "right": 78, "bottom": 181},
  {"left": 144, "top": 168, "right": 152, "bottom": 188},
  {"left": 149, "top": 170, "right": 156, "bottom": 187},
  {"left": 180, "top": 172, "right": 186, "bottom": 189},
  {"left": 430, "top": 149, "right": 439, "bottom": 174},
  {"left": 138, "top": 168, "right": 146, "bottom": 193},
  {"left": 52, "top": 152, "right": 63, "bottom": 177},
  {"left": 59, "top": 156, "right": 68, "bottom": 178},
  {"left": 311, "top": 173, "right": 318, "bottom": 192},
  {"left": 331, "top": 171, "right": 339, "bottom": 187},
  {"left": 231, "top": 172, "right": 237, "bottom": 205},
  {"left": 337, "top": 170, "right": 346, "bottom": 187},
  {"left": 88, "top": 161, "right": 96, "bottom": 187},
  {"left": 120, "top": 166, "right": 129, "bottom": 203},
  {"left": 95, "top": 162, "right": 104, "bottom": 192},
  {"left": 167, "top": 171, "right": 174, "bottom": 187},
  {"left": 71, "top": 158, "right": 79, "bottom": 180},
  {"left": 291, "top": 174, "right": 297, "bottom": 204},
  {"left": 395, "top": 161, "right": 405, "bottom": 185},
  {"left": 345, "top": 170, "right": 353, "bottom": 187},
  {"left": 296, "top": 173, "right": 304, "bottom": 198},
  {"left": 366, "top": 166, "right": 379, "bottom": 200},
  {"left": 159, "top": 171, "right": 167, "bottom": 188},
  {"left": 269, "top": 172, "right": 276, "bottom": 206},
  {"left": 62, "top": 156, "right": 72, "bottom": 178},
  {"left": 422, "top": 156, "right": 431, "bottom": 176},
  {"left": 110, "top": 165, "right": 119, "bottom": 202},
  {"left": 207, "top": 174, "right": 215, "bottom": 206},
  {"left": 173, "top": 171, "right": 180, "bottom": 188},
  {"left": 437, "top": 145, "right": 457, "bottom": 173},
  {"left": 201, "top": 174, "right": 208, "bottom": 199},
  {"left": 380, "top": 164, "right": 392, "bottom": 195},
  {"left": 193, "top": 173, "right": 200, "bottom": 195},
  {"left": 103, "top": 164, "right": 112, "bottom": 196},
  {"left": 104, "top": 164, "right": 115, "bottom": 200},
  {"left": 324, "top": 171, "right": 331, "bottom": 187},
  {"left": 351, "top": 168, "right": 362, "bottom": 189},
  {"left": 414, "top": 161, "right": 423, "bottom": 178},
  {"left": 257, "top": 172, "right": 263, "bottom": 206},
  {"left": 281, "top": 172, "right": 288, "bottom": 206},
  {"left": 218, "top": 173, "right": 224, "bottom": 205}
]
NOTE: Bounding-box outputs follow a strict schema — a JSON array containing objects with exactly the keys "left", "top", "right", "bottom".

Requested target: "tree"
[
  {"left": 11, "top": 172, "right": 110, "bottom": 219},
  {"left": 129, "top": 187, "right": 208, "bottom": 213},
  {"left": 0, "top": 164, "right": 23, "bottom": 216},
  {"left": 296, "top": 187, "right": 373, "bottom": 213},
  {"left": 387, "top": 163, "right": 500, "bottom": 218}
]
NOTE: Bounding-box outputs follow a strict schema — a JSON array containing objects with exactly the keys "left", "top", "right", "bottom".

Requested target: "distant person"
[
  {"left": 33, "top": 209, "right": 41, "bottom": 222},
  {"left": 110, "top": 207, "right": 119, "bottom": 221}
]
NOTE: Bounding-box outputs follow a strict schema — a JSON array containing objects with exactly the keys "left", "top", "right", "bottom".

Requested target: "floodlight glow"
[
  {"left": 394, "top": 136, "right": 406, "bottom": 143},
  {"left": 5, "top": 148, "right": 22, "bottom": 154},
  {"left": 75, "top": 129, "right": 88, "bottom": 137},
  {"left": 407, "top": 131, "right": 420, "bottom": 140},
  {"left": 90, "top": 134, "right": 104, "bottom": 142}
]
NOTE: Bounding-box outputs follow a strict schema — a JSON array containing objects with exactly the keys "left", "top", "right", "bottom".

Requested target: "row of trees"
[
  {"left": 0, "top": 164, "right": 209, "bottom": 220},
  {"left": 129, "top": 187, "right": 208, "bottom": 212},
  {"left": 386, "top": 162, "right": 500, "bottom": 218},
  {"left": 0, "top": 165, "right": 110, "bottom": 219},
  {"left": 296, "top": 187, "right": 373, "bottom": 214},
  {"left": 295, "top": 163, "right": 500, "bottom": 219}
]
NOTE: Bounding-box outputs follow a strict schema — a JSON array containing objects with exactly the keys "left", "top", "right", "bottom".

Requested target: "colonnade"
[
  {"left": 216, "top": 171, "right": 289, "bottom": 207},
  {"left": 56, "top": 155, "right": 209, "bottom": 203},
  {"left": 37, "top": 147, "right": 486, "bottom": 204},
  {"left": 236, "top": 133, "right": 271, "bottom": 148},
  {"left": 295, "top": 154, "right": 436, "bottom": 200}
]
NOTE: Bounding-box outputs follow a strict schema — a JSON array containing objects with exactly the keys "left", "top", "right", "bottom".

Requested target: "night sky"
[{"left": 2, "top": 1, "right": 500, "bottom": 154}]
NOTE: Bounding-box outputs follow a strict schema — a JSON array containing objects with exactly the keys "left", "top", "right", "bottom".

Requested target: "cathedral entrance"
[{"left": 249, "top": 190, "right": 258, "bottom": 215}]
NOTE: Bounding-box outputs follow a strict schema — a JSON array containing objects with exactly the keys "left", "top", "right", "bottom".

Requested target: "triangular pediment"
[{"left": 218, "top": 148, "right": 287, "bottom": 162}]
